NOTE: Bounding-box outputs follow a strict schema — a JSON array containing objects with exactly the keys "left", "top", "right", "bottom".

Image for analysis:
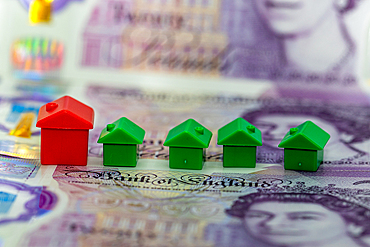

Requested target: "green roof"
[
  {"left": 217, "top": 118, "right": 262, "bottom": 146},
  {"left": 278, "top": 121, "right": 330, "bottom": 150},
  {"left": 163, "top": 119, "right": 212, "bottom": 148},
  {"left": 97, "top": 117, "right": 145, "bottom": 144}
]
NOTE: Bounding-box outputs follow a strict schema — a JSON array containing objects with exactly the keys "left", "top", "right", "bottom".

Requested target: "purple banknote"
[
  {"left": 81, "top": 0, "right": 370, "bottom": 96},
  {"left": 221, "top": 0, "right": 361, "bottom": 83},
  {"left": 87, "top": 85, "right": 370, "bottom": 169},
  {"left": 0, "top": 157, "right": 40, "bottom": 179},
  {"left": 0, "top": 179, "right": 57, "bottom": 225},
  {"left": 17, "top": 167, "right": 370, "bottom": 247}
]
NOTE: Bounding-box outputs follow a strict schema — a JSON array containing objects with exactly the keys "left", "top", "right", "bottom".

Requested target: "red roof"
[{"left": 36, "top": 96, "right": 94, "bottom": 129}]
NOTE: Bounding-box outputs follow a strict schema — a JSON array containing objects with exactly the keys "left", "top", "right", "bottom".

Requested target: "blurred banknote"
[
  {"left": 87, "top": 85, "right": 370, "bottom": 170},
  {"left": 81, "top": 0, "right": 370, "bottom": 98},
  {"left": 0, "top": 156, "right": 40, "bottom": 180},
  {"left": 0, "top": 95, "right": 53, "bottom": 159},
  {"left": 0, "top": 161, "right": 59, "bottom": 247},
  {"left": 15, "top": 166, "right": 370, "bottom": 247}
]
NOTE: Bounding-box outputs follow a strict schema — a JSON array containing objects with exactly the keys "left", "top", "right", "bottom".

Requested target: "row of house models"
[{"left": 36, "top": 96, "right": 330, "bottom": 172}]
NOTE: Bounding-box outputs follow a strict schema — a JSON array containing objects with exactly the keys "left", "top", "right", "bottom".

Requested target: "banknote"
[
  {"left": 80, "top": 0, "right": 370, "bottom": 93},
  {"left": 14, "top": 167, "right": 370, "bottom": 247},
  {"left": 86, "top": 85, "right": 370, "bottom": 170},
  {"left": 0, "top": 178, "right": 57, "bottom": 224},
  {"left": 0, "top": 177, "right": 59, "bottom": 247},
  {"left": 0, "top": 94, "right": 54, "bottom": 159},
  {"left": 0, "top": 157, "right": 40, "bottom": 180}
]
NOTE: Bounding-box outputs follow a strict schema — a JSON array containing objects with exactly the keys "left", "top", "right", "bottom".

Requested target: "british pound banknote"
[
  {"left": 87, "top": 85, "right": 370, "bottom": 171},
  {"left": 0, "top": 94, "right": 54, "bottom": 159},
  {"left": 80, "top": 0, "right": 370, "bottom": 96},
  {"left": 2, "top": 0, "right": 370, "bottom": 246},
  {"left": 12, "top": 166, "right": 370, "bottom": 247},
  {"left": 0, "top": 85, "right": 370, "bottom": 246},
  {"left": 0, "top": 157, "right": 58, "bottom": 247},
  {"left": 0, "top": 157, "right": 40, "bottom": 180},
  {"left": 3, "top": 82, "right": 369, "bottom": 166}
]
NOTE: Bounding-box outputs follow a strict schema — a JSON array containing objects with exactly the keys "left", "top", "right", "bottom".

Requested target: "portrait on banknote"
[
  {"left": 242, "top": 100, "right": 370, "bottom": 165},
  {"left": 80, "top": 0, "right": 370, "bottom": 90},
  {"left": 222, "top": 0, "right": 366, "bottom": 85},
  {"left": 222, "top": 192, "right": 370, "bottom": 247}
]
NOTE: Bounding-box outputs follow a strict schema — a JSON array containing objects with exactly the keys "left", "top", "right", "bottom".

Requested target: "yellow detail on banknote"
[
  {"left": 0, "top": 141, "right": 40, "bottom": 159},
  {"left": 9, "top": 112, "right": 36, "bottom": 138}
]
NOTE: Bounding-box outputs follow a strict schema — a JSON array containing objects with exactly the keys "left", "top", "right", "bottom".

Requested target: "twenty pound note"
[
  {"left": 14, "top": 167, "right": 370, "bottom": 247},
  {"left": 81, "top": 0, "right": 370, "bottom": 94}
]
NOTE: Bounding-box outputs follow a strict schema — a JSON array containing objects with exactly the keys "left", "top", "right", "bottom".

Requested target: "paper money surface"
[
  {"left": 0, "top": 157, "right": 40, "bottom": 180},
  {"left": 87, "top": 85, "right": 370, "bottom": 170},
  {"left": 13, "top": 166, "right": 370, "bottom": 247},
  {"left": 2, "top": 1, "right": 370, "bottom": 246},
  {"left": 0, "top": 94, "right": 53, "bottom": 159},
  {"left": 0, "top": 85, "right": 369, "bottom": 246},
  {"left": 80, "top": 0, "right": 370, "bottom": 95}
]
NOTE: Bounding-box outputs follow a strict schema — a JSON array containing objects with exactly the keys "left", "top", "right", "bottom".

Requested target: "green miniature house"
[
  {"left": 97, "top": 117, "right": 145, "bottom": 167},
  {"left": 278, "top": 121, "right": 330, "bottom": 172},
  {"left": 163, "top": 119, "right": 212, "bottom": 170},
  {"left": 217, "top": 118, "right": 262, "bottom": 168}
]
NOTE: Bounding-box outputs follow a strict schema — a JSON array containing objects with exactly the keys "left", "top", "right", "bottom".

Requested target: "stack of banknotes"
[{"left": 0, "top": 82, "right": 369, "bottom": 247}]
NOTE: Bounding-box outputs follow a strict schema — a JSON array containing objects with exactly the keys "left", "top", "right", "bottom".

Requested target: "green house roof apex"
[
  {"left": 163, "top": 119, "right": 212, "bottom": 148},
  {"left": 97, "top": 117, "right": 145, "bottom": 144},
  {"left": 217, "top": 118, "right": 262, "bottom": 146},
  {"left": 278, "top": 121, "right": 330, "bottom": 150}
]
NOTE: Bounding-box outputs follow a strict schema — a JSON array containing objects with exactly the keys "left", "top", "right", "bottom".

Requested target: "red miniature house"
[{"left": 36, "top": 96, "right": 95, "bottom": 166}]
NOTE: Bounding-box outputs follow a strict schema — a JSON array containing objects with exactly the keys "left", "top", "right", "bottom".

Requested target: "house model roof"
[
  {"left": 97, "top": 117, "right": 145, "bottom": 144},
  {"left": 163, "top": 119, "right": 212, "bottom": 148},
  {"left": 217, "top": 118, "right": 262, "bottom": 146},
  {"left": 278, "top": 121, "right": 330, "bottom": 150},
  {"left": 36, "top": 96, "right": 94, "bottom": 129}
]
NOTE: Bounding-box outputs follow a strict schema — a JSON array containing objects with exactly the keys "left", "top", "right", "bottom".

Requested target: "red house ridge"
[{"left": 36, "top": 96, "right": 95, "bottom": 166}]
